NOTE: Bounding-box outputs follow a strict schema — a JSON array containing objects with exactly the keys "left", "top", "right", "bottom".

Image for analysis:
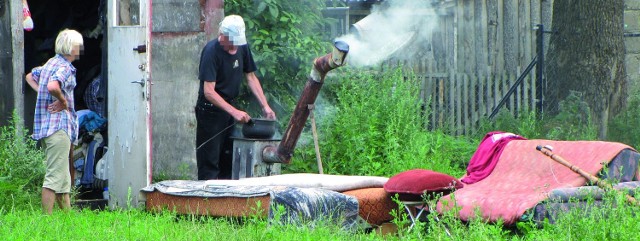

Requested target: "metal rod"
[
  {"left": 195, "top": 122, "right": 237, "bottom": 150},
  {"left": 536, "top": 145, "right": 639, "bottom": 206},
  {"left": 489, "top": 24, "right": 547, "bottom": 120},
  {"left": 489, "top": 55, "right": 538, "bottom": 119}
]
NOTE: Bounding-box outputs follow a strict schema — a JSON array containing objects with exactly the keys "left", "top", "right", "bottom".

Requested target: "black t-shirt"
[{"left": 197, "top": 39, "right": 257, "bottom": 103}]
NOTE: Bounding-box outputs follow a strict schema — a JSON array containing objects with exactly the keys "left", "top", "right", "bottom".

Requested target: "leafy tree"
[{"left": 225, "top": 0, "right": 331, "bottom": 119}]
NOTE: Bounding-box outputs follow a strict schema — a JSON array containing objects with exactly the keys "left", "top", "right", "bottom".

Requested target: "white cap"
[{"left": 219, "top": 15, "right": 247, "bottom": 46}]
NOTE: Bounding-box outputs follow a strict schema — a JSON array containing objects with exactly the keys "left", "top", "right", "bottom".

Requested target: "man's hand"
[
  {"left": 231, "top": 109, "right": 251, "bottom": 123},
  {"left": 262, "top": 106, "right": 276, "bottom": 120},
  {"left": 48, "top": 99, "right": 68, "bottom": 113}
]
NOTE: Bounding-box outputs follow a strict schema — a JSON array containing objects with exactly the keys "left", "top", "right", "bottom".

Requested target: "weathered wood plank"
[
  {"left": 504, "top": 0, "right": 518, "bottom": 75},
  {"left": 456, "top": 73, "right": 462, "bottom": 135},
  {"left": 463, "top": 0, "right": 475, "bottom": 74},
  {"left": 530, "top": 65, "right": 537, "bottom": 110},
  {"left": 497, "top": 0, "right": 506, "bottom": 76},
  {"left": 521, "top": 0, "right": 532, "bottom": 70},
  {"left": 531, "top": 0, "right": 541, "bottom": 52},
  {"left": 530, "top": 0, "right": 541, "bottom": 103},
  {"left": 494, "top": 73, "right": 500, "bottom": 113},
  {"left": 541, "top": 0, "right": 553, "bottom": 56},
  {"left": 455, "top": 1, "right": 463, "bottom": 72},
  {"left": 487, "top": 0, "right": 499, "bottom": 75},
  {"left": 449, "top": 72, "right": 456, "bottom": 131},
  {"left": 463, "top": 73, "right": 470, "bottom": 134},
  {"left": 502, "top": 73, "right": 509, "bottom": 113},
  {"left": 509, "top": 73, "right": 516, "bottom": 114},
  {"left": 479, "top": 74, "right": 486, "bottom": 117},
  {"left": 439, "top": 77, "right": 445, "bottom": 128},
  {"left": 475, "top": 0, "right": 489, "bottom": 76},
  {"left": 432, "top": 78, "right": 437, "bottom": 129},
  {"left": 450, "top": 12, "right": 456, "bottom": 72},
  {"left": 471, "top": 74, "right": 478, "bottom": 131}
]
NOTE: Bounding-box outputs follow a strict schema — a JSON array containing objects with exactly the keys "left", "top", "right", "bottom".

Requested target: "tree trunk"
[{"left": 545, "top": 0, "right": 626, "bottom": 139}]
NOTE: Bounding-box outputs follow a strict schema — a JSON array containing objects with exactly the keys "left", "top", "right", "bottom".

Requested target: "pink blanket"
[
  {"left": 438, "top": 140, "right": 633, "bottom": 225},
  {"left": 461, "top": 131, "right": 526, "bottom": 184}
]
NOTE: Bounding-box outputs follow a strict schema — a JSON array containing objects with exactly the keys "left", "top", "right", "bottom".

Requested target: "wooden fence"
[
  {"left": 337, "top": 0, "right": 555, "bottom": 135},
  {"left": 380, "top": 0, "right": 553, "bottom": 135},
  {"left": 430, "top": 0, "right": 552, "bottom": 76},
  {"left": 417, "top": 71, "right": 537, "bottom": 135},
  {"left": 383, "top": 58, "right": 538, "bottom": 135}
]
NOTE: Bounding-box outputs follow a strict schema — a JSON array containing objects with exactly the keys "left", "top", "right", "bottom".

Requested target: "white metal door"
[{"left": 107, "top": 0, "right": 151, "bottom": 208}]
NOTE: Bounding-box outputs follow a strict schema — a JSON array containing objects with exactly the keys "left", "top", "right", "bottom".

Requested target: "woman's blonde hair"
[{"left": 55, "top": 29, "right": 84, "bottom": 56}]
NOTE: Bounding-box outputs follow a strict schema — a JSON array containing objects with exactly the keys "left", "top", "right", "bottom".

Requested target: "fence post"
[{"left": 536, "top": 24, "right": 544, "bottom": 114}]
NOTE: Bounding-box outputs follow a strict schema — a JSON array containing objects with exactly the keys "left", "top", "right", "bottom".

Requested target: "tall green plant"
[
  {"left": 324, "top": 69, "right": 418, "bottom": 175},
  {"left": 317, "top": 68, "right": 474, "bottom": 176},
  {"left": 0, "top": 112, "right": 45, "bottom": 210},
  {"left": 284, "top": 68, "right": 477, "bottom": 176}
]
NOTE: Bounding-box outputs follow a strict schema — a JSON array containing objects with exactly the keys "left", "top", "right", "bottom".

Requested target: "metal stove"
[
  {"left": 228, "top": 40, "right": 350, "bottom": 179},
  {"left": 230, "top": 134, "right": 281, "bottom": 180}
]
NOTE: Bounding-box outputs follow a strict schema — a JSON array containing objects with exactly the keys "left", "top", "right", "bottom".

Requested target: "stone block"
[
  {"left": 625, "top": 10, "right": 640, "bottom": 31},
  {"left": 152, "top": 0, "right": 202, "bottom": 32},
  {"left": 627, "top": 0, "right": 640, "bottom": 10},
  {"left": 626, "top": 37, "right": 640, "bottom": 54},
  {"left": 626, "top": 54, "right": 640, "bottom": 81}
]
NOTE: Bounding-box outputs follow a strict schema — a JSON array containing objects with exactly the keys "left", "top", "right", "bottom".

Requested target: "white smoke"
[{"left": 335, "top": 0, "right": 439, "bottom": 67}]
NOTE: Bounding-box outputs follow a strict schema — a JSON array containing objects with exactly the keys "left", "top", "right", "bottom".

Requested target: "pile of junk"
[{"left": 71, "top": 83, "right": 110, "bottom": 209}]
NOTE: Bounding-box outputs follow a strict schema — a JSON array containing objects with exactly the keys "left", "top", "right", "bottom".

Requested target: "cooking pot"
[{"left": 242, "top": 118, "right": 277, "bottom": 139}]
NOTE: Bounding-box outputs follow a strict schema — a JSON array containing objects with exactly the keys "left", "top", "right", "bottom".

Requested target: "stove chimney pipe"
[{"left": 262, "top": 41, "right": 349, "bottom": 164}]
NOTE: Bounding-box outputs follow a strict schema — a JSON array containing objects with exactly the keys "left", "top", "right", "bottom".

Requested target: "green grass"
[
  {"left": 0, "top": 207, "right": 394, "bottom": 240},
  {"left": 3, "top": 193, "right": 640, "bottom": 240},
  {"left": 6, "top": 67, "right": 640, "bottom": 240}
]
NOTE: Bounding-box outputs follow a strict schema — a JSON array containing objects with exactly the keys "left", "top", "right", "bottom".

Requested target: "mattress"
[
  {"left": 141, "top": 174, "right": 390, "bottom": 228},
  {"left": 146, "top": 191, "right": 271, "bottom": 217},
  {"left": 343, "top": 188, "right": 397, "bottom": 226}
]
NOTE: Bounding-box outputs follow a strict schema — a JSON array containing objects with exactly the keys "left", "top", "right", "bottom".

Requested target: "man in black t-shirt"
[{"left": 195, "top": 15, "right": 276, "bottom": 180}]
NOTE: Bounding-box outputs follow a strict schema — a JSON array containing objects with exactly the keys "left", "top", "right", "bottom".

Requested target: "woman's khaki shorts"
[{"left": 42, "top": 130, "right": 71, "bottom": 193}]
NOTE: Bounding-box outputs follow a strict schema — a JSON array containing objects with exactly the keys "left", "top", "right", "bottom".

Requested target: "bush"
[
  {"left": 324, "top": 69, "right": 422, "bottom": 176},
  {"left": 474, "top": 109, "right": 543, "bottom": 140},
  {"left": 287, "top": 68, "right": 475, "bottom": 177},
  {"left": 0, "top": 112, "right": 45, "bottom": 211},
  {"left": 609, "top": 85, "right": 640, "bottom": 149},
  {"left": 543, "top": 91, "right": 597, "bottom": 141},
  {"left": 474, "top": 91, "right": 597, "bottom": 141}
]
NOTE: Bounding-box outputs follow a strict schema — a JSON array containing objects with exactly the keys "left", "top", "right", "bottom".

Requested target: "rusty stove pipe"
[{"left": 262, "top": 41, "right": 349, "bottom": 164}]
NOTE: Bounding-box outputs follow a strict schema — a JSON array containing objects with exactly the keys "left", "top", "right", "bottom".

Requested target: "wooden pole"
[
  {"left": 308, "top": 104, "right": 323, "bottom": 174},
  {"left": 536, "top": 145, "right": 638, "bottom": 206}
]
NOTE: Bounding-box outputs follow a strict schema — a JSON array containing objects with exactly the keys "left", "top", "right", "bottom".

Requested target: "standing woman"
[{"left": 25, "top": 29, "right": 83, "bottom": 214}]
